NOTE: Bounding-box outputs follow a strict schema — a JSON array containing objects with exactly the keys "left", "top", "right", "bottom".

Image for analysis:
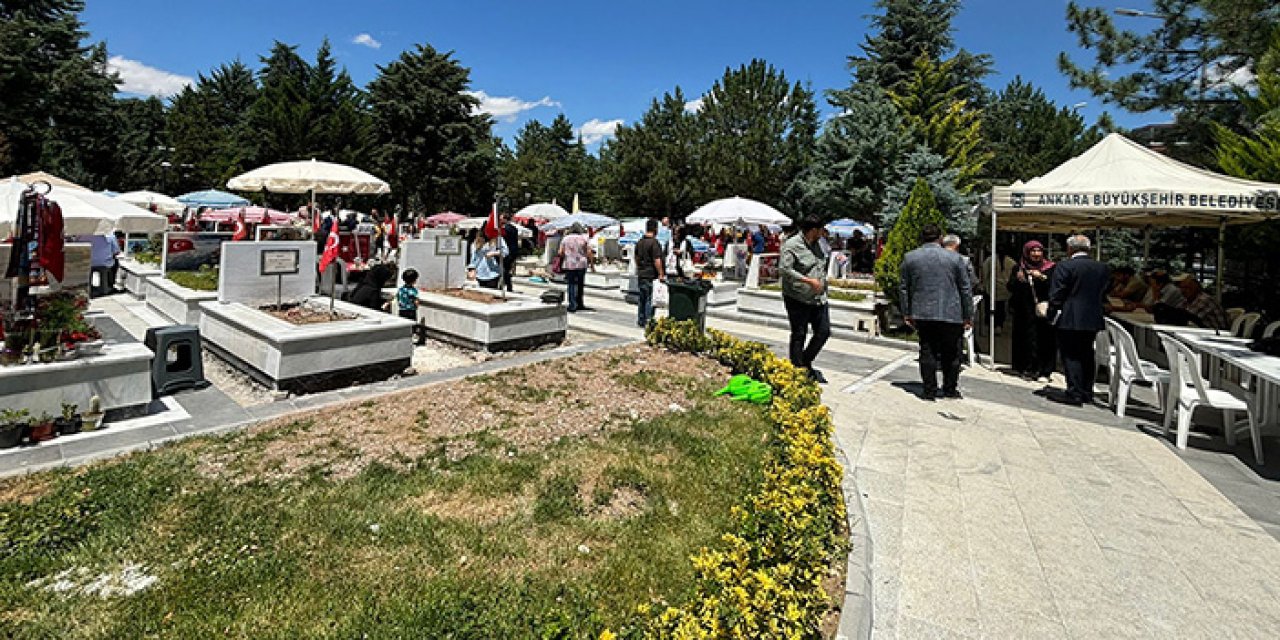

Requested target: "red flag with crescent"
[{"left": 318, "top": 224, "right": 341, "bottom": 273}]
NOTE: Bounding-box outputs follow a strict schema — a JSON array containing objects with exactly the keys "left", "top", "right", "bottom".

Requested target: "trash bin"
[{"left": 667, "top": 278, "right": 713, "bottom": 332}]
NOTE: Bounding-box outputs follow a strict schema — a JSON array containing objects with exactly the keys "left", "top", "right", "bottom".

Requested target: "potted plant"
[
  {"left": 56, "top": 403, "right": 82, "bottom": 435},
  {"left": 28, "top": 411, "right": 57, "bottom": 443},
  {"left": 80, "top": 396, "right": 104, "bottom": 432},
  {"left": 0, "top": 409, "right": 28, "bottom": 449}
]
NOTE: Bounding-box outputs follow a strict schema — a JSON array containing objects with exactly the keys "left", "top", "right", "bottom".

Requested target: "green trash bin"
[{"left": 668, "top": 278, "right": 713, "bottom": 332}]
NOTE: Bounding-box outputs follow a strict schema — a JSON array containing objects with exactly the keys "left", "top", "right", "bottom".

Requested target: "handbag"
[
  {"left": 1025, "top": 267, "right": 1051, "bottom": 320},
  {"left": 550, "top": 254, "right": 563, "bottom": 275}
]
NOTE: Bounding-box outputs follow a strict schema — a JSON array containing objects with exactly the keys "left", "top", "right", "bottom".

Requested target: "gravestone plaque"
[
  {"left": 163, "top": 232, "right": 234, "bottom": 273},
  {"left": 218, "top": 241, "right": 317, "bottom": 306},
  {"left": 401, "top": 233, "right": 466, "bottom": 289}
]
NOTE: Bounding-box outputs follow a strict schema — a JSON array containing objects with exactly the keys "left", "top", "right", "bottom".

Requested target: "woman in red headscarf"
[{"left": 1008, "top": 239, "right": 1057, "bottom": 381}]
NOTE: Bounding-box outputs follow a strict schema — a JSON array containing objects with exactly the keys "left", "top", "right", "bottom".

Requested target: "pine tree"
[
  {"left": 368, "top": 44, "right": 495, "bottom": 214},
  {"left": 1213, "top": 35, "right": 1280, "bottom": 182},
  {"left": 874, "top": 179, "right": 946, "bottom": 306},
  {"left": 888, "top": 55, "right": 991, "bottom": 191},
  {"left": 250, "top": 42, "right": 314, "bottom": 164},
  {"left": 848, "top": 0, "right": 991, "bottom": 102},
  {"left": 982, "top": 77, "right": 1101, "bottom": 182},
  {"left": 166, "top": 61, "right": 259, "bottom": 192},
  {"left": 110, "top": 97, "right": 169, "bottom": 191},
  {"left": 603, "top": 87, "right": 702, "bottom": 218},
  {"left": 879, "top": 149, "right": 970, "bottom": 235},
  {"left": 309, "top": 39, "right": 370, "bottom": 166}
]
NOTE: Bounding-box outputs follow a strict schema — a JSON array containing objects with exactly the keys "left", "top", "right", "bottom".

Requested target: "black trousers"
[
  {"left": 783, "top": 296, "right": 831, "bottom": 369},
  {"left": 502, "top": 257, "right": 517, "bottom": 292},
  {"left": 916, "top": 320, "right": 964, "bottom": 394},
  {"left": 1057, "top": 328, "right": 1098, "bottom": 401}
]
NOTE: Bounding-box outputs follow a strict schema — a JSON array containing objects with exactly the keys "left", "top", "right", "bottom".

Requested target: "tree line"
[{"left": 2, "top": 0, "right": 1275, "bottom": 240}]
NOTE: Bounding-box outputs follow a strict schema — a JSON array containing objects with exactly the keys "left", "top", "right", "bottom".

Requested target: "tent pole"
[
  {"left": 1142, "top": 226, "right": 1151, "bottom": 264},
  {"left": 1216, "top": 217, "right": 1226, "bottom": 303},
  {"left": 1095, "top": 227, "right": 1102, "bottom": 260},
  {"left": 988, "top": 209, "right": 997, "bottom": 369}
]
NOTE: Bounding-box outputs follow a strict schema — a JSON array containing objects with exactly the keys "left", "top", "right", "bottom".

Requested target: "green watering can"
[{"left": 715, "top": 374, "right": 773, "bottom": 404}]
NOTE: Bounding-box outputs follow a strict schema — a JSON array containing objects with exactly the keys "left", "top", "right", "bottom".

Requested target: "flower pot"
[
  {"left": 56, "top": 417, "right": 83, "bottom": 436},
  {"left": 28, "top": 421, "right": 56, "bottom": 443},
  {"left": 0, "top": 423, "right": 23, "bottom": 449},
  {"left": 80, "top": 413, "right": 104, "bottom": 432}
]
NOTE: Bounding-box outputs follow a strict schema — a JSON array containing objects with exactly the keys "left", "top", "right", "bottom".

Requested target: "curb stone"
[{"left": 833, "top": 428, "right": 874, "bottom": 640}]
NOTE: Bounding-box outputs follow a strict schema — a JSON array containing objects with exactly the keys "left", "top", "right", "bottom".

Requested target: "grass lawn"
[
  {"left": 0, "top": 346, "right": 772, "bottom": 638},
  {"left": 166, "top": 266, "right": 219, "bottom": 292}
]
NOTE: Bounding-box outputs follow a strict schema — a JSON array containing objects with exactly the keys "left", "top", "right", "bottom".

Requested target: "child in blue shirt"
[{"left": 397, "top": 268, "right": 424, "bottom": 345}]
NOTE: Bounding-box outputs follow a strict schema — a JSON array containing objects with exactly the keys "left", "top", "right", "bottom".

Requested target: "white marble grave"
[
  {"left": 400, "top": 234, "right": 467, "bottom": 290},
  {"left": 0, "top": 343, "right": 153, "bottom": 416},
  {"left": 416, "top": 289, "right": 566, "bottom": 352},
  {"left": 145, "top": 277, "right": 216, "bottom": 325},
  {"left": 218, "top": 241, "right": 317, "bottom": 306},
  {"left": 118, "top": 258, "right": 161, "bottom": 298}
]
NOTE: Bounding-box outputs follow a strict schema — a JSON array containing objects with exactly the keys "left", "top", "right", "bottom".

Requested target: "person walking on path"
[
  {"left": 1046, "top": 234, "right": 1110, "bottom": 406},
  {"left": 634, "top": 218, "right": 665, "bottom": 327},
  {"left": 1008, "top": 240, "right": 1058, "bottom": 381},
  {"left": 780, "top": 216, "right": 833, "bottom": 383},
  {"left": 899, "top": 223, "right": 973, "bottom": 400},
  {"left": 501, "top": 212, "right": 521, "bottom": 292},
  {"left": 558, "top": 223, "right": 593, "bottom": 312}
]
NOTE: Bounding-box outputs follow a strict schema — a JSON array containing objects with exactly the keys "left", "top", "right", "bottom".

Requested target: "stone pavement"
[{"left": 823, "top": 362, "right": 1280, "bottom": 638}]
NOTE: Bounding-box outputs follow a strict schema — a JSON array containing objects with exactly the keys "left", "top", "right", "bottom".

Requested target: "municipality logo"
[{"left": 1011, "top": 192, "right": 1025, "bottom": 208}]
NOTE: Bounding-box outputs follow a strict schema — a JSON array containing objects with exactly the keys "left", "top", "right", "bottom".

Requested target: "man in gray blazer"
[{"left": 900, "top": 224, "right": 974, "bottom": 399}]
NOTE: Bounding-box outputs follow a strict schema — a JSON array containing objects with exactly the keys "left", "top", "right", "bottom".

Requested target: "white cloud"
[
  {"left": 577, "top": 118, "right": 623, "bottom": 145},
  {"left": 352, "top": 33, "right": 382, "bottom": 49},
  {"left": 1206, "top": 59, "right": 1255, "bottom": 91},
  {"left": 107, "top": 56, "right": 193, "bottom": 98},
  {"left": 464, "top": 90, "right": 560, "bottom": 121},
  {"left": 684, "top": 97, "right": 705, "bottom": 113}
]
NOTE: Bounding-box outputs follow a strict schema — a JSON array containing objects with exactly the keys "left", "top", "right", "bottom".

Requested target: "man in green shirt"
[{"left": 780, "top": 216, "right": 831, "bottom": 383}]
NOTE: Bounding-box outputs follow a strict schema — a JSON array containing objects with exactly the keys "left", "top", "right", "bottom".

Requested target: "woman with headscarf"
[
  {"left": 468, "top": 232, "right": 509, "bottom": 290},
  {"left": 1008, "top": 240, "right": 1057, "bottom": 381},
  {"left": 557, "top": 222, "right": 593, "bottom": 311}
]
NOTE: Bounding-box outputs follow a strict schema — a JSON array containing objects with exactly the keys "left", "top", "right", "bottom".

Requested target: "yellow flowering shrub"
[{"left": 615, "top": 319, "right": 847, "bottom": 639}]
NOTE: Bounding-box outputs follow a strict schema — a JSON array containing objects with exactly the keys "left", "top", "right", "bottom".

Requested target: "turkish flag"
[
  {"left": 36, "top": 197, "right": 65, "bottom": 282},
  {"left": 482, "top": 202, "right": 501, "bottom": 240},
  {"left": 318, "top": 224, "right": 341, "bottom": 273},
  {"left": 232, "top": 215, "right": 248, "bottom": 241}
]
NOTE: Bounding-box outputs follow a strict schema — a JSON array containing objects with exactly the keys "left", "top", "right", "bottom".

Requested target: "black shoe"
[
  {"left": 920, "top": 388, "right": 938, "bottom": 401},
  {"left": 1046, "top": 391, "right": 1083, "bottom": 406},
  {"left": 942, "top": 390, "right": 963, "bottom": 400},
  {"left": 808, "top": 368, "right": 828, "bottom": 384}
]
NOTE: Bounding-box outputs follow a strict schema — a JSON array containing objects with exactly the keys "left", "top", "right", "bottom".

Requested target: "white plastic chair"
[
  {"left": 965, "top": 294, "right": 982, "bottom": 367},
  {"left": 1160, "top": 336, "right": 1263, "bottom": 464},
  {"left": 1226, "top": 308, "right": 1246, "bottom": 325},
  {"left": 1263, "top": 320, "right": 1280, "bottom": 339},
  {"left": 1230, "top": 312, "right": 1261, "bottom": 338},
  {"left": 1105, "top": 318, "right": 1168, "bottom": 419},
  {"left": 1095, "top": 324, "right": 1114, "bottom": 391}
]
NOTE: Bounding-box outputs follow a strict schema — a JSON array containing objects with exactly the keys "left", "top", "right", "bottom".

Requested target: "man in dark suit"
[
  {"left": 501, "top": 212, "right": 521, "bottom": 291},
  {"left": 899, "top": 224, "right": 973, "bottom": 400},
  {"left": 1047, "top": 234, "right": 1110, "bottom": 405}
]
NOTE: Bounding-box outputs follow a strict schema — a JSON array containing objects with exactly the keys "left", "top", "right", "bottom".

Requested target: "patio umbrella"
[
  {"left": 826, "top": 218, "right": 875, "bottom": 238},
  {"left": 199, "top": 206, "right": 294, "bottom": 225},
  {"left": 426, "top": 211, "right": 467, "bottom": 227},
  {"left": 687, "top": 196, "right": 791, "bottom": 227},
  {"left": 226, "top": 158, "right": 390, "bottom": 195},
  {"left": 177, "top": 189, "right": 250, "bottom": 209},
  {"left": 539, "top": 212, "right": 619, "bottom": 233},
  {"left": 118, "top": 190, "right": 184, "bottom": 215},
  {"left": 1, "top": 177, "right": 166, "bottom": 236},
  {"left": 14, "top": 171, "right": 89, "bottom": 192},
  {"left": 515, "top": 202, "right": 569, "bottom": 220}
]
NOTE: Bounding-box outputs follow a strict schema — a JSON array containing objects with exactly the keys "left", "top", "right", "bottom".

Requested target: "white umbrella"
[
  {"left": 117, "top": 190, "right": 183, "bottom": 215},
  {"left": 539, "top": 212, "right": 619, "bottom": 232},
  {"left": 1, "top": 177, "right": 167, "bottom": 236},
  {"left": 687, "top": 196, "right": 791, "bottom": 227},
  {"left": 226, "top": 158, "right": 390, "bottom": 195},
  {"left": 515, "top": 202, "right": 569, "bottom": 220},
  {"left": 455, "top": 216, "right": 532, "bottom": 237}
]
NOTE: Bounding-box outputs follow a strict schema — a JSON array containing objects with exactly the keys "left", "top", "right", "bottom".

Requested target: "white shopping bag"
[{"left": 653, "top": 280, "right": 670, "bottom": 308}]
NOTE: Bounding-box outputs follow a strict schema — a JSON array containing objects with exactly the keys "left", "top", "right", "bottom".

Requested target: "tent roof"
[{"left": 988, "top": 133, "right": 1280, "bottom": 230}]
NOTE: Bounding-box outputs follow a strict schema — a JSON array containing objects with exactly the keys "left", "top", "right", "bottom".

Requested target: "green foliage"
[
  {"left": 879, "top": 148, "right": 971, "bottom": 235},
  {"left": 604, "top": 87, "right": 703, "bottom": 218},
  {"left": 982, "top": 77, "right": 1103, "bottom": 182},
  {"left": 110, "top": 97, "right": 170, "bottom": 191},
  {"left": 167, "top": 265, "right": 219, "bottom": 292},
  {"left": 1213, "top": 34, "right": 1280, "bottom": 182},
  {"left": 166, "top": 61, "right": 260, "bottom": 193},
  {"left": 367, "top": 44, "right": 496, "bottom": 214},
  {"left": 500, "top": 114, "right": 597, "bottom": 210},
  {"left": 875, "top": 179, "right": 946, "bottom": 305},
  {"left": 847, "top": 0, "right": 991, "bottom": 102},
  {"left": 889, "top": 56, "right": 991, "bottom": 191}
]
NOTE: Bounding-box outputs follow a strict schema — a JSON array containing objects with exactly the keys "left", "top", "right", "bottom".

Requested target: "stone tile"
[
  {"left": 0, "top": 444, "right": 64, "bottom": 476},
  {"left": 57, "top": 423, "right": 176, "bottom": 459},
  {"left": 855, "top": 467, "right": 903, "bottom": 506},
  {"left": 897, "top": 614, "right": 976, "bottom": 639},
  {"left": 856, "top": 423, "right": 909, "bottom": 477},
  {"left": 865, "top": 498, "right": 903, "bottom": 636},
  {"left": 898, "top": 477, "right": 980, "bottom": 633}
]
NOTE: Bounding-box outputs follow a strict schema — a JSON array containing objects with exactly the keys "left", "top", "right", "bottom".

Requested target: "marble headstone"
[
  {"left": 218, "top": 241, "right": 317, "bottom": 307},
  {"left": 400, "top": 234, "right": 467, "bottom": 289}
]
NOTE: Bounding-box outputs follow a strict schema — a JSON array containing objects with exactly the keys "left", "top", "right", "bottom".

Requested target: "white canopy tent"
[
  {"left": 1, "top": 177, "right": 167, "bottom": 236},
  {"left": 227, "top": 159, "right": 390, "bottom": 195},
  {"left": 687, "top": 196, "right": 791, "bottom": 227},
  {"left": 982, "top": 132, "right": 1280, "bottom": 363}
]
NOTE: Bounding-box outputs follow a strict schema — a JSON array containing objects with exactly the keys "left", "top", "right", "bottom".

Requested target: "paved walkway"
[{"left": 823, "top": 362, "right": 1280, "bottom": 638}]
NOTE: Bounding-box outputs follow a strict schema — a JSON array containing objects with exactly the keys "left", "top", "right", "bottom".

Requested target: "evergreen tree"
[
  {"left": 793, "top": 85, "right": 913, "bottom": 222},
  {"left": 250, "top": 42, "right": 314, "bottom": 164},
  {"left": 0, "top": 0, "right": 120, "bottom": 186},
  {"left": 888, "top": 55, "right": 990, "bottom": 191},
  {"left": 848, "top": 0, "right": 991, "bottom": 102},
  {"left": 603, "top": 87, "right": 702, "bottom": 218},
  {"left": 368, "top": 44, "right": 495, "bottom": 213},
  {"left": 110, "top": 97, "right": 169, "bottom": 191},
  {"left": 879, "top": 149, "right": 970, "bottom": 235},
  {"left": 696, "top": 59, "right": 817, "bottom": 216},
  {"left": 309, "top": 39, "right": 370, "bottom": 166},
  {"left": 982, "top": 77, "right": 1101, "bottom": 182},
  {"left": 166, "top": 61, "right": 259, "bottom": 192},
  {"left": 874, "top": 179, "right": 946, "bottom": 306},
  {"left": 1213, "top": 35, "right": 1280, "bottom": 182}
]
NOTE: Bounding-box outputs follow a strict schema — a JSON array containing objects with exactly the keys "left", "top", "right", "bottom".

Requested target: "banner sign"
[{"left": 1001, "top": 190, "right": 1280, "bottom": 213}]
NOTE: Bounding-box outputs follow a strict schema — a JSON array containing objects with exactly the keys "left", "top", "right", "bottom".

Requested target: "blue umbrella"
[
  {"left": 826, "top": 218, "right": 875, "bottom": 238},
  {"left": 539, "top": 212, "right": 619, "bottom": 233},
  {"left": 176, "top": 189, "right": 250, "bottom": 209}
]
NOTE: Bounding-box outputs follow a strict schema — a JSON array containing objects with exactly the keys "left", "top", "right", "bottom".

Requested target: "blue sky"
[{"left": 85, "top": 0, "right": 1167, "bottom": 148}]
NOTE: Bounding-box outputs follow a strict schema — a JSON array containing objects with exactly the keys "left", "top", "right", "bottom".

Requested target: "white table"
[
  {"left": 1174, "top": 331, "right": 1280, "bottom": 428},
  {"left": 1110, "top": 311, "right": 1220, "bottom": 366}
]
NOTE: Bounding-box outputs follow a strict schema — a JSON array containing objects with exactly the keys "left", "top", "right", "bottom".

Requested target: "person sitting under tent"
[{"left": 1177, "top": 276, "right": 1229, "bottom": 330}]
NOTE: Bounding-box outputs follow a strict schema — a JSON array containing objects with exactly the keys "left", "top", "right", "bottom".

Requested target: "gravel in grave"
[{"left": 195, "top": 345, "right": 731, "bottom": 484}]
